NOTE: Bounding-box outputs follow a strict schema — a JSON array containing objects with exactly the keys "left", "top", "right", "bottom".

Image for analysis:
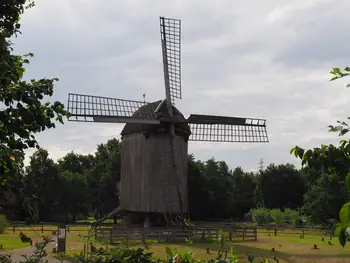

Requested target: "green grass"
[
  {"left": 0, "top": 233, "right": 30, "bottom": 250},
  {"left": 3, "top": 223, "right": 350, "bottom": 263},
  {"left": 0, "top": 228, "right": 54, "bottom": 251},
  {"left": 58, "top": 231, "right": 350, "bottom": 263}
]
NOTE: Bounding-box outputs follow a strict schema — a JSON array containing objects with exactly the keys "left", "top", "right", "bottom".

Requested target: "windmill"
[{"left": 67, "top": 17, "right": 269, "bottom": 227}]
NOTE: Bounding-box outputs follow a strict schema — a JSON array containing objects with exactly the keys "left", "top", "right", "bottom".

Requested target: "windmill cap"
[{"left": 120, "top": 100, "right": 190, "bottom": 136}]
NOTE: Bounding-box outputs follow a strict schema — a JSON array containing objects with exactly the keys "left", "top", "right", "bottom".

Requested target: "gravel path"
[{"left": 4, "top": 243, "right": 74, "bottom": 263}]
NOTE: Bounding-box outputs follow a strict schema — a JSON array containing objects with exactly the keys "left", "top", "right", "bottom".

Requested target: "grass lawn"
[
  {"left": 3, "top": 225, "right": 350, "bottom": 263},
  {"left": 0, "top": 231, "right": 52, "bottom": 251},
  {"left": 0, "top": 234, "right": 28, "bottom": 250},
  {"left": 56, "top": 231, "right": 350, "bottom": 263}
]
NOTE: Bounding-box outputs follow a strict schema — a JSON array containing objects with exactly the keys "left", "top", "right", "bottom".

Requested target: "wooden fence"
[
  {"left": 8, "top": 225, "right": 88, "bottom": 234},
  {"left": 95, "top": 226, "right": 257, "bottom": 244},
  {"left": 189, "top": 222, "right": 331, "bottom": 237}
]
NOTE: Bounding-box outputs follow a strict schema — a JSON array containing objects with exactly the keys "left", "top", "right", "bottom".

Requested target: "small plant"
[
  {"left": 0, "top": 254, "right": 12, "bottom": 263},
  {"left": 0, "top": 236, "right": 53, "bottom": 263},
  {"left": 247, "top": 254, "right": 254, "bottom": 262},
  {"left": 216, "top": 229, "right": 229, "bottom": 249},
  {"left": 185, "top": 238, "right": 193, "bottom": 244},
  {"left": 19, "top": 231, "right": 33, "bottom": 246}
]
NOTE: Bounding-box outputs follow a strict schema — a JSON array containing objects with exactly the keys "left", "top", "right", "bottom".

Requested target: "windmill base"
[{"left": 121, "top": 211, "right": 187, "bottom": 228}]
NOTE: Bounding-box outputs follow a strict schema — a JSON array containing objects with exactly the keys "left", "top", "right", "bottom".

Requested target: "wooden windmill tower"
[{"left": 67, "top": 17, "right": 269, "bottom": 227}]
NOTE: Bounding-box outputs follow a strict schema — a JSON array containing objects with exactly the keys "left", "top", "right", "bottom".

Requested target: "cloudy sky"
[{"left": 14, "top": 0, "right": 350, "bottom": 171}]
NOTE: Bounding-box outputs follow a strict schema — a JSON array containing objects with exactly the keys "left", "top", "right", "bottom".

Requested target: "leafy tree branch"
[{"left": 0, "top": 0, "right": 70, "bottom": 182}]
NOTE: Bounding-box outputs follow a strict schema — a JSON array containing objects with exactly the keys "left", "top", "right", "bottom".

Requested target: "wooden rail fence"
[
  {"left": 8, "top": 225, "right": 88, "bottom": 234},
  {"left": 95, "top": 226, "right": 257, "bottom": 244}
]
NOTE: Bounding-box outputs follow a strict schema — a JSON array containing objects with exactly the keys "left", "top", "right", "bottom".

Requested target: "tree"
[
  {"left": 328, "top": 67, "right": 350, "bottom": 135},
  {"left": 24, "top": 149, "right": 60, "bottom": 222},
  {"left": 231, "top": 167, "right": 256, "bottom": 219},
  {"left": 57, "top": 152, "right": 95, "bottom": 175},
  {"left": 86, "top": 139, "right": 121, "bottom": 219},
  {"left": 0, "top": 0, "right": 69, "bottom": 183},
  {"left": 58, "top": 170, "right": 89, "bottom": 222},
  {"left": 257, "top": 163, "right": 307, "bottom": 210},
  {"left": 291, "top": 66, "right": 350, "bottom": 247},
  {"left": 302, "top": 174, "right": 347, "bottom": 224},
  {"left": 187, "top": 155, "right": 212, "bottom": 220}
]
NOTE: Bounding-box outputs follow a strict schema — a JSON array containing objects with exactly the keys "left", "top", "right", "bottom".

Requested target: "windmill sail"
[
  {"left": 67, "top": 93, "right": 159, "bottom": 124},
  {"left": 160, "top": 17, "right": 181, "bottom": 104},
  {"left": 187, "top": 114, "right": 268, "bottom": 142}
]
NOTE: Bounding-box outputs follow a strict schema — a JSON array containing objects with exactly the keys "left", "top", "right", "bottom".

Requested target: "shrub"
[
  {"left": 250, "top": 208, "right": 301, "bottom": 226},
  {"left": 0, "top": 215, "right": 8, "bottom": 234},
  {"left": 251, "top": 208, "right": 271, "bottom": 224},
  {"left": 284, "top": 208, "right": 299, "bottom": 225},
  {"left": 270, "top": 209, "right": 284, "bottom": 225}
]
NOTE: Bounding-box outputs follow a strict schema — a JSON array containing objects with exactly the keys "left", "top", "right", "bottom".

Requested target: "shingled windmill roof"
[{"left": 120, "top": 100, "right": 191, "bottom": 136}]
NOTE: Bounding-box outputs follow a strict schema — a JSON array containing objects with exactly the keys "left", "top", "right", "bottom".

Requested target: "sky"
[{"left": 13, "top": 0, "right": 350, "bottom": 171}]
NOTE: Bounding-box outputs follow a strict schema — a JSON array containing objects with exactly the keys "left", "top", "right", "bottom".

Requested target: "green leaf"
[
  {"left": 345, "top": 173, "right": 350, "bottom": 192},
  {"left": 331, "top": 68, "right": 341, "bottom": 74},
  {"left": 339, "top": 202, "right": 350, "bottom": 223},
  {"left": 165, "top": 247, "right": 174, "bottom": 257},
  {"left": 297, "top": 148, "right": 304, "bottom": 159},
  {"left": 340, "top": 129, "right": 349, "bottom": 136},
  {"left": 339, "top": 228, "right": 347, "bottom": 247},
  {"left": 290, "top": 148, "right": 295, "bottom": 155}
]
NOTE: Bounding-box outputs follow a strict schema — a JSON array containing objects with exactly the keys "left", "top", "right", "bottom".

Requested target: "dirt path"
[{"left": 5, "top": 243, "right": 74, "bottom": 263}]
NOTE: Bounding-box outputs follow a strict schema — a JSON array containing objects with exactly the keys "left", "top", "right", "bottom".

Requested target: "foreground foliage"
[
  {"left": 0, "top": 0, "right": 69, "bottom": 183},
  {"left": 291, "top": 67, "right": 350, "bottom": 247},
  {"left": 1, "top": 235, "right": 273, "bottom": 263}
]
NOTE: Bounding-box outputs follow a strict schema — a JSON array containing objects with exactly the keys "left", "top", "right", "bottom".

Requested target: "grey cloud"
[
  {"left": 271, "top": 1, "right": 350, "bottom": 68},
  {"left": 18, "top": 0, "right": 350, "bottom": 169}
]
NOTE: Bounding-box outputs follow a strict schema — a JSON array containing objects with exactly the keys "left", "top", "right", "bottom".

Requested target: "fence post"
[
  {"left": 254, "top": 227, "right": 257, "bottom": 241},
  {"left": 141, "top": 229, "right": 145, "bottom": 244},
  {"left": 13, "top": 226, "right": 15, "bottom": 233},
  {"left": 172, "top": 229, "right": 176, "bottom": 241},
  {"left": 41, "top": 226, "right": 44, "bottom": 234},
  {"left": 274, "top": 228, "right": 277, "bottom": 236}
]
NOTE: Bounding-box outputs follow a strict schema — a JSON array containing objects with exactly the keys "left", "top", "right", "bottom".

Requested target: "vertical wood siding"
[{"left": 120, "top": 132, "right": 188, "bottom": 213}]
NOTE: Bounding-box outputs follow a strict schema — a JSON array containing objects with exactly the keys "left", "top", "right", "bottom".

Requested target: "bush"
[
  {"left": 284, "top": 208, "right": 299, "bottom": 225},
  {"left": 249, "top": 208, "right": 300, "bottom": 226},
  {"left": 251, "top": 208, "right": 271, "bottom": 224},
  {"left": 0, "top": 214, "right": 9, "bottom": 234},
  {"left": 270, "top": 209, "right": 284, "bottom": 225}
]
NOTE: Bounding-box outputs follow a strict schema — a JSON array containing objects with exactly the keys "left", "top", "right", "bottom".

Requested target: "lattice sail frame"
[
  {"left": 67, "top": 93, "right": 159, "bottom": 124},
  {"left": 160, "top": 17, "right": 181, "bottom": 104},
  {"left": 187, "top": 114, "right": 268, "bottom": 142}
]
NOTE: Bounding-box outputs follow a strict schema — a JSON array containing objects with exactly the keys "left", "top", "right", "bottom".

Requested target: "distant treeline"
[{"left": 0, "top": 139, "right": 347, "bottom": 225}]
